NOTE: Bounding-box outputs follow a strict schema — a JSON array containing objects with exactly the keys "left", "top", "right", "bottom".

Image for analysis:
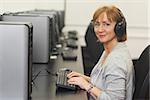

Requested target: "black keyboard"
[
  {"left": 68, "top": 30, "right": 78, "bottom": 36},
  {"left": 56, "top": 69, "right": 76, "bottom": 90},
  {"left": 66, "top": 39, "right": 78, "bottom": 49},
  {"left": 61, "top": 49, "right": 77, "bottom": 61},
  {"left": 68, "top": 33, "right": 78, "bottom": 40}
]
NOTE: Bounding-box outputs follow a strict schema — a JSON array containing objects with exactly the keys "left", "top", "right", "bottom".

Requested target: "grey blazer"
[{"left": 90, "top": 42, "right": 134, "bottom": 100}]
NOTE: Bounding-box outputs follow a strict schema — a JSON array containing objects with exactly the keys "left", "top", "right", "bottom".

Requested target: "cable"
[
  {"left": 44, "top": 69, "right": 58, "bottom": 76},
  {"left": 31, "top": 69, "right": 58, "bottom": 87},
  {"left": 32, "top": 70, "right": 42, "bottom": 81}
]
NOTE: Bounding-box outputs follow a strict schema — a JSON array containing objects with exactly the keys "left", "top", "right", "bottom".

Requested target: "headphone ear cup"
[{"left": 114, "top": 20, "right": 126, "bottom": 37}]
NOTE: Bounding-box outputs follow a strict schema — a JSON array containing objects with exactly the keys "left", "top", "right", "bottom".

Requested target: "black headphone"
[{"left": 114, "top": 8, "right": 126, "bottom": 38}]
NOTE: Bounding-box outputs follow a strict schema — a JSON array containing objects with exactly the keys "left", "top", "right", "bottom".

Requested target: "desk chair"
[
  {"left": 133, "top": 45, "right": 149, "bottom": 100},
  {"left": 82, "top": 22, "right": 104, "bottom": 76}
]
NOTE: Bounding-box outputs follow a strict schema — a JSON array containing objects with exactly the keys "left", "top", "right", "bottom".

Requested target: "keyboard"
[
  {"left": 68, "top": 30, "right": 78, "bottom": 36},
  {"left": 56, "top": 69, "right": 76, "bottom": 90},
  {"left": 66, "top": 39, "right": 78, "bottom": 49},
  {"left": 61, "top": 49, "right": 77, "bottom": 61},
  {"left": 68, "top": 33, "right": 78, "bottom": 40}
]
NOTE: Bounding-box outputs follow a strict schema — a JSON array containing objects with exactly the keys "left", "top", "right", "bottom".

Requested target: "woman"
[{"left": 67, "top": 5, "right": 134, "bottom": 100}]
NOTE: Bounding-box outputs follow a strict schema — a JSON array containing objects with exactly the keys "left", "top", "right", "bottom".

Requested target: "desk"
[{"left": 31, "top": 46, "right": 88, "bottom": 100}]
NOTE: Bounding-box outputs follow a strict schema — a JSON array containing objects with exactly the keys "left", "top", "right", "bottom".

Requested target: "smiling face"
[
  {"left": 92, "top": 6, "right": 127, "bottom": 44},
  {"left": 94, "top": 13, "right": 117, "bottom": 45}
]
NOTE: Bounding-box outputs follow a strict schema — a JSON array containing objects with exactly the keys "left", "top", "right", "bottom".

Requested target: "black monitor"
[
  {"left": 58, "top": 10, "right": 65, "bottom": 34},
  {"left": 0, "top": 15, "right": 2, "bottom": 21}
]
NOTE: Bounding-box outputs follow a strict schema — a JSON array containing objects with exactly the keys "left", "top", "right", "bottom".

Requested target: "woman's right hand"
[{"left": 67, "top": 71, "right": 83, "bottom": 79}]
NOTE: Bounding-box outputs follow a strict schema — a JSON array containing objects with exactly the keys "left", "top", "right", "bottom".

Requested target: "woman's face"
[{"left": 94, "top": 13, "right": 117, "bottom": 44}]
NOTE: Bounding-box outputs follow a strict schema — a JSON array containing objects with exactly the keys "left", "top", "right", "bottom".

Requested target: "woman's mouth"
[{"left": 98, "top": 34, "right": 105, "bottom": 38}]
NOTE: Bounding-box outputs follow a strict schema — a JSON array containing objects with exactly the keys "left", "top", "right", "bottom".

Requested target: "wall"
[
  {"left": 65, "top": 0, "right": 149, "bottom": 33},
  {"left": 0, "top": 0, "right": 35, "bottom": 13},
  {"left": 0, "top": 0, "right": 64, "bottom": 14}
]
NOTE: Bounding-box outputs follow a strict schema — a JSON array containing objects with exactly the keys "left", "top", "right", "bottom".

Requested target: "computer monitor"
[
  {"left": 17, "top": 12, "right": 56, "bottom": 56},
  {"left": 31, "top": 9, "right": 60, "bottom": 29},
  {"left": 0, "top": 21, "right": 33, "bottom": 100},
  {"left": 25, "top": 10, "right": 61, "bottom": 51},
  {"left": 58, "top": 10, "right": 65, "bottom": 33},
  {"left": 0, "top": 15, "right": 2, "bottom": 21},
  {"left": 2, "top": 13, "right": 50, "bottom": 63}
]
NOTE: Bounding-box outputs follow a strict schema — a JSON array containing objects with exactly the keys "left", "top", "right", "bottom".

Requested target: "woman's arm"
[
  {"left": 84, "top": 83, "right": 102, "bottom": 99},
  {"left": 81, "top": 74, "right": 91, "bottom": 81},
  {"left": 85, "top": 56, "right": 128, "bottom": 100},
  {"left": 85, "top": 75, "right": 126, "bottom": 100}
]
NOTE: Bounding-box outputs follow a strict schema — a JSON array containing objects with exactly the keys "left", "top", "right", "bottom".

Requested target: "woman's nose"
[{"left": 95, "top": 25, "right": 105, "bottom": 33}]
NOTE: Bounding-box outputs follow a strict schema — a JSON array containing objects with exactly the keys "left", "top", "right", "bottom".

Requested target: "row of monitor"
[
  {"left": 0, "top": 9, "right": 65, "bottom": 100},
  {"left": 0, "top": 9, "right": 65, "bottom": 63}
]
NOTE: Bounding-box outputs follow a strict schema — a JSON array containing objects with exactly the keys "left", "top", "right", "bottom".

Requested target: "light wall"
[
  {"left": 0, "top": 0, "right": 64, "bottom": 14},
  {"left": 65, "top": 0, "right": 149, "bottom": 34},
  {"left": 0, "top": 0, "right": 36, "bottom": 13},
  {"left": 33, "top": 0, "right": 64, "bottom": 10}
]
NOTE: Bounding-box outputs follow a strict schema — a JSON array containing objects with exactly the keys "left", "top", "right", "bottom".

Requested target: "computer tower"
[
  {"left": 2, "top": 14, "right": 50, "bottom": 63},
  {"left": 0, "top": 21, "right": 33, "bottom": 100}
]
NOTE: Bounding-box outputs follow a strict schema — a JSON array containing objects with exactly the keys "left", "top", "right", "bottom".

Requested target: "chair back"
[{"left": 133, "top": 45, "right": 149, "bottom": 99}]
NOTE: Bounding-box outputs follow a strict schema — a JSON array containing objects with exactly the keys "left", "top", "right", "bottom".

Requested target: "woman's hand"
[
  {"left": 68, "top": 76, "right": 101, "bottom": 100},
  {"left": 67, "top": 71, "right": 91, "bottom": 82},
  {"left": 67, "top": 71, "right": 83, "bottom": 78},
  {"left": 67, "top": 76, "right": 90, "bottom": 90}
]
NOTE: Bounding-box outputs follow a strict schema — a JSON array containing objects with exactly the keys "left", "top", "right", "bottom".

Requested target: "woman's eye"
[
  {"left": 94, "top": 23, "right": 100, "bottom": 27},
  {"left": 106, "top": 23, "right": 110, "bottom": 26},
  {"left": 103, "top": 23, "right": 110, "bottom": 26}
]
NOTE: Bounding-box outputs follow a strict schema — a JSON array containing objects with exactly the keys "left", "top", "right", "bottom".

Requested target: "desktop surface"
[{"left": 31, "top": 46, "right": 87, "bottom": 100}]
